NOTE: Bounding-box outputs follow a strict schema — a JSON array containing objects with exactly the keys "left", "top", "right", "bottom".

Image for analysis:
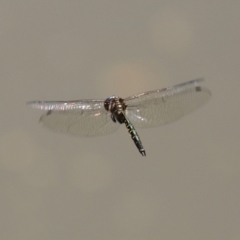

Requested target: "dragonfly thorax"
[{"left": 104, "top": 96, "right": 127, "bottom": 124}]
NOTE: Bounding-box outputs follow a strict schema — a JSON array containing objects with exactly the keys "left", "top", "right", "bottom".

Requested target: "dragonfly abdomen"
[{"left": 122, "top": 113, "right": 146, "bottom": 156}]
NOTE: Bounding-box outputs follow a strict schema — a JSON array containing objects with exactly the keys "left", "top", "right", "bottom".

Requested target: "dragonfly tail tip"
[{"left": 140, "top": 150, "right": 146, "bottom": 156}]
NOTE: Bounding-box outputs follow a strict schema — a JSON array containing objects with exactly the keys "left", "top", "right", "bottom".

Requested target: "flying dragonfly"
[{"left": 27, "top": 78, "right": 211, "bottom": 156}]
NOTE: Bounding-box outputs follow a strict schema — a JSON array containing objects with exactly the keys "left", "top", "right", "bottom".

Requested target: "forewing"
[
  {"left": 125, "top": 79, "right": 211, "bottom": 128},
  {"left": 27, "top": 99, "right": 104, "bottom": 111},
  {"left": 27, "top": 99, "right": 119, "bottom": 136}
]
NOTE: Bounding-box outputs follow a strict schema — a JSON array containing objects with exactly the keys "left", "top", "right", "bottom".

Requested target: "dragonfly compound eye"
[{"left": 104, "top": 96, "right": 117, "bottom": 112}]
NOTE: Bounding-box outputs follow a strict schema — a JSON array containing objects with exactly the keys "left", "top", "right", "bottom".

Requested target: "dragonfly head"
[
  {"left": 104, "top": 96, "right": 118, "bottom": 111},
  {"left": 104, "top": 96, "right": 127, "bottom": 114}
]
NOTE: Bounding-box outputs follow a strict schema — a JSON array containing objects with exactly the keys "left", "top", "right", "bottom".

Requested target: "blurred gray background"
[{"left": 0, "top": 1, "right": 240, "bottom": 240}]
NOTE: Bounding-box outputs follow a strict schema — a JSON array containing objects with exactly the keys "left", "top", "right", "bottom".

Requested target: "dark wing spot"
[
  {"left": 46, "top": 110, "right": 52, "bottom": 116},
  {"left": 195, "top": 86, "right": 202, "bottom": 92}
]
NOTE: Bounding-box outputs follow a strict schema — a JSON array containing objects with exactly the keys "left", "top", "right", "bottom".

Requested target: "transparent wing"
[
  {"left": 28, "top": 100, "right": 119, "bottom": 136},
  {"left": 27, "top": 99, "right": 105, "bottom": 111},
  {"left": 125, "top": 78, "right": 211, "bottom": 128}
]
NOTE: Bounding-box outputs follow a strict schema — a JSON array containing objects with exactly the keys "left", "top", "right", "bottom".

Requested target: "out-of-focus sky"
[{"left": 0, "top": 1, "right": 240, "bottom": 240}]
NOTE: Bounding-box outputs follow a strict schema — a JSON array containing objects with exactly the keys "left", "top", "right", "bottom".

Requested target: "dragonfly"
[{"left": 27, "top": 78, "right": 211, "bottom": 156}]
